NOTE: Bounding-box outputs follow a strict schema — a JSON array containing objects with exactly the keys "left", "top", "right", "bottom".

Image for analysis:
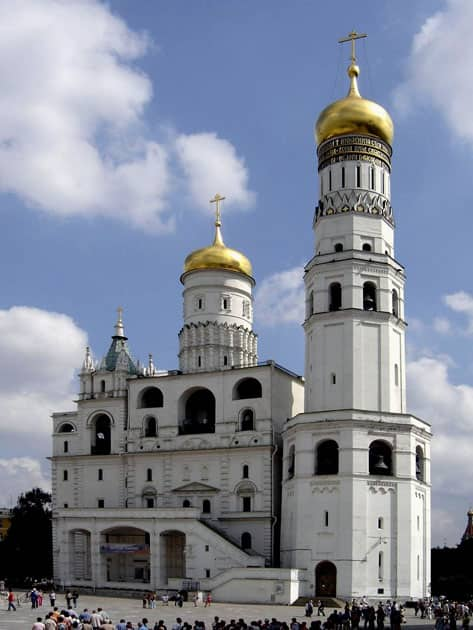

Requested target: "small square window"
[
  {"left": 98, "top": 499, "right": 105, "bottom": 508},
  {"left": 146, "top": 498, "right": 154, "bottom": 509},
  {"left": 205, "top": 545, "right": 209, "bottom": 552},
  {"left": 63, "top": 503, "right": 68, "bottom": 509}
]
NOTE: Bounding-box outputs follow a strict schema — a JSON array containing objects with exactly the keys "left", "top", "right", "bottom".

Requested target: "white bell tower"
[{"left": 280, "top": 32, "right": 431, "bottom": 601}]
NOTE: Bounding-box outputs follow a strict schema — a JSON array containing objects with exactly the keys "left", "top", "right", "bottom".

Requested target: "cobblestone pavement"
[{"left": 0, "top": 595, "right": 435, "bottom": 630}]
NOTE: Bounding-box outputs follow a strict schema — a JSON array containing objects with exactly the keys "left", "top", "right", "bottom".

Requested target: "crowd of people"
[{"left": 3, "top": 588, "right": 473, "bottom": 630}]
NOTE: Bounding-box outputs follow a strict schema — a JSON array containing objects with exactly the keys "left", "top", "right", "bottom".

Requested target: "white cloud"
[
  {"left": 0, "top": 458, "right": 51, "bottom": 507},
  {"left": 394, "top": 0, "right": 473, "bottom": 144},
  {"left": 0, "top": 306, "right": 86, "bottom": 437},
  {"left": 255, "top": 266, "right": 304, "bottom": 326},
  {"left": 433, "top": 316, "right": 451, "bottom": 334},
  {"left": 0, "top": 1, "right": 253, "bottom": 232},
  {"left": 444, "top": 291, "right": 473, "bottom": 333},
  {"left": 407, "top": 353, "right": 473, "bottom": 544},
  {"left": 175, "top": 133, "right": 255, "bottom": 212}
]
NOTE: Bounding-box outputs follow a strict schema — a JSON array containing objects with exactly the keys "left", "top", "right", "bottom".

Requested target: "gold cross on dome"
[
  {"left": 210, "top": 193, "right": 226, "bottom": 225},
  {"left": 338, "top": 30, "right": 367, "bottom": 64}
]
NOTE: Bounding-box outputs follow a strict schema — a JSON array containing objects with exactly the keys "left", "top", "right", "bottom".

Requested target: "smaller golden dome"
[
  {"left": 316, "top": 63, "right": 394, "bottom": 146},
  {"left": 183, "top": 211, "right": 252, "bottom": 279}
]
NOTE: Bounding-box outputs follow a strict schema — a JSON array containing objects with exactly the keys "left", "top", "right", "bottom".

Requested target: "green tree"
[{"left": 0, "top": 487, "right": 52, "bottom": 582}]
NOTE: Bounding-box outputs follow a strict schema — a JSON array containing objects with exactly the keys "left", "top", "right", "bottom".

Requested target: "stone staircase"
[{"left": 292, "top": 597, "right": 346, "bottom": 608}]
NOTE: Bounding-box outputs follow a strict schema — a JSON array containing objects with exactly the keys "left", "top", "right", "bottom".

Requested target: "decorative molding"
[{"left": 315, "top": 189, "right": 394, "bottom": 226}]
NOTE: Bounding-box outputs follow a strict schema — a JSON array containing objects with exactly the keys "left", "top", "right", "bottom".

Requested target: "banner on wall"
[{"left": 100, "top": 543, "right": 149, "bottom": 554}]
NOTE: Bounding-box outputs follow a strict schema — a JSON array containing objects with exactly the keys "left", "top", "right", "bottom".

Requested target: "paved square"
[{"left": 0, "top": 593, "right": 434, "bottom": 630}]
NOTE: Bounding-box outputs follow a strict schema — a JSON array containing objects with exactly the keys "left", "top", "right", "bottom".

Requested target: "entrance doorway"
[{"left": 315, "top": 561, "right": 337, "bottom": 597}]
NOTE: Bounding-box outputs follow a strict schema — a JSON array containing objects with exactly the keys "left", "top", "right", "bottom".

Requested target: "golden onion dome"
[
  {"left": 315, "top": 63, "right": 394, "bottom": 146},
  {"left": 183, "top": 212, "right": 252, "bottom": 279}
]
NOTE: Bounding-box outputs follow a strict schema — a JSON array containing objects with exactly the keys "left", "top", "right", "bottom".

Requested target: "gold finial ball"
[{"left": 347, "top": 63, "right": 360, "bottom": 78}]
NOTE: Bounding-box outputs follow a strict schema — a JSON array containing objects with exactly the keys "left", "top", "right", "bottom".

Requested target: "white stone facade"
[{"left": 51, "top": 71, "right": 432, "bottom": 603}]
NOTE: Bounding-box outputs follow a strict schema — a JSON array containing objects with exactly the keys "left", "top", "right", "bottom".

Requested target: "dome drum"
[{"left": 317, "top": 134, "right": 392, "bottom": 172}]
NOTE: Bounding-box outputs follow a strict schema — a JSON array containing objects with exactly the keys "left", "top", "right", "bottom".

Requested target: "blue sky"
[{"left": 1, "top": 0, "right": 472, "bottom": 546}]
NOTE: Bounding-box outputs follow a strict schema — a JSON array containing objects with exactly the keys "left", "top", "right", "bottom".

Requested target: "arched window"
[
  {"left": 315, "top": 440, "right": 339, "bottom": 475},
  {"left": 362, "top": 243, "right": 372, "bottom": 252},
  {"left": 392, "top": 289, "right": 399, "bottom": 317},
  {"left": 100, "top": 380, "right": 106, "bottom": 393},
  {"left": 416, "top": 446, "right": 425, "bottom": 482},
  {"left": 236, "top": 481, "right": 256, "bottom": 513},
  {"left": 144, "top": 416, "right": 157, "bottom": 438},
  {"left": 242, "top": 465, "right": 249, "bottom": 479},
  {"left": 241, "top": 532, "right": 252, "bottom": 550},
  {"left": 369, "top": 440, "right": 393, "bottom": 476},
  {"left": 91, "top": 414, "right": 112, "bottom": 455},
  {"left": 146, "top": 468, "right": 153, "bottom": 482},
  {"left": 202, "top": 499, "right": 211, "bottom": 514},
  {"left": 288, "top": 445, "right": 295, "bottom": 479},
  {"left": 63, "top": 441, "right": 69, "bottom": 453},
  {"left": 58, "top": 423, "right": 74, "bottom": 433},
  {"left": 329, "top": 282, "right": 342, "bottom": 312},
  {"left": 363, "top": 282, "right": 377, "bottom": 311},
  {"left": 183, "top": 499, "right": 191, "bottom": 508},
  {"left": 241, "top": 409, "right": 254, "bottom": 431},
  {"left": 138, "top": 387, "right": 163, "bottom": 409},
  {"left": 181, "top": 388, "right": 216, "bottom": 434},
  {"left": 334, "top": 243, "right": 343, "bottom": 253},
  {"left": 233, "top": 378, "right": 262, "bottom": 400}
]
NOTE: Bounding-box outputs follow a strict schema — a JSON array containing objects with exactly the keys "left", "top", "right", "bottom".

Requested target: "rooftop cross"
[
  {"left": 338, "top": 30, "right": 367, "bottom": 64},
  {"left": 210, "top": 193, "right": 225, "bottom": 226}
]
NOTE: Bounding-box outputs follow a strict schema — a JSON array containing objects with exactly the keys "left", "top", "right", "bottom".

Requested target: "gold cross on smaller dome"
[
  {"left": 210, "top": 193, "right": 226, "bottom": 226},
  {"left": 338, "top": 30, "right": 367, "bottom": 64}
]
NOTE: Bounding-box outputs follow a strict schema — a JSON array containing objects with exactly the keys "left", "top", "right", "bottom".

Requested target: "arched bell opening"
[
  {"left": 363, "top": 281, "right": 377, "bottom": 311},
  {"left": 90, "top": 414, "right": 112, "bottom": 455},
  {"left": 179, "top": 388, "right": 216, "bottom": 434},
  {"left": 369, "top": 440, "right": 393, "bottom": 476},
  {"left": 233, "top": 378, "right": 262, "bottom": 400},
  {"left": 315, "top": 440, "right": 339, "bottom": 475}
]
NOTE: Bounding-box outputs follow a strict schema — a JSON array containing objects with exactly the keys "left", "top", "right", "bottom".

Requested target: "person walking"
[
  {"left": 7, "top": 589, "right": 16, "bottom": 611},
  {"left": 49, "top": 591, "right": 56, "bottom": 607},
  {"left": 204, "top": 593, "right": 212, "bottom": 608}
]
